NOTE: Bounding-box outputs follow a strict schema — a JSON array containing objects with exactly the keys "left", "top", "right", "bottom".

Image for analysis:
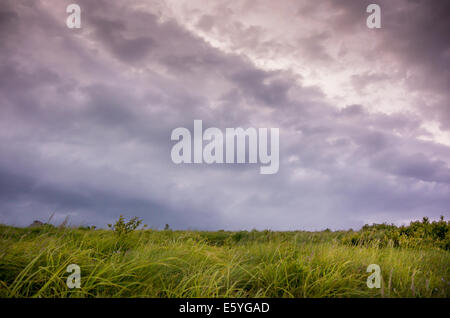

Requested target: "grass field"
[{"left": 0, "top": 218, "right": 449, "bottom": 298}]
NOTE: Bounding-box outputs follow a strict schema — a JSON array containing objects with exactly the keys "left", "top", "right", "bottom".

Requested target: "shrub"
[
  {"left": 107, "top": 215, "right": 147, "bottom": 236},
  {"left": 340, "top": 216, "right": 450, "bottom": 250}
]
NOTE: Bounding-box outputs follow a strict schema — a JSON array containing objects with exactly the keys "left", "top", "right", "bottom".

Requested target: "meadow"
[{"left": 0, "top": 217, "right": 448, "bottom": 298}]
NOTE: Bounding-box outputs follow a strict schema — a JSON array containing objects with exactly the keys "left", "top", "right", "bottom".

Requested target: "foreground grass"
[{"left": 0, "top": 225, "right": 448, "bottom": 297}]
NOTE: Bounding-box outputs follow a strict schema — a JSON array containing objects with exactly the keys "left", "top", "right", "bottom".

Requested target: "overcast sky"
[{"left": 0, "top": 0, "right": 449, "bottom": 230}]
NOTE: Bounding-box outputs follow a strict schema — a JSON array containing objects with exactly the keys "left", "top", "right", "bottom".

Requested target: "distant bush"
[
  {"left": 78, "top": 225, "right": 96, "bottom": 231},
  {"left": 341, "top": 216, "right": 450, "bottom": 250},
  {"left": 107, "top": 215, "right": 147, "bottom": 236}
]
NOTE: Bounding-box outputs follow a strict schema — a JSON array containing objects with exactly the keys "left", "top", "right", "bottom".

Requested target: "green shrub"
[
  {"left": 107, "top": 215, "right": 147, "bottom": 236},
  {"left": 341, "top": 216, "right": 450, "bottom": 250}
]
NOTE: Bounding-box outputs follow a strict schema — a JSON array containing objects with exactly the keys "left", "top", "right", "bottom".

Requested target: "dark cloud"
[
  {"left": 371, "top": 152, "right": 450, "bottom": 184},
  {"left": 229, "top": 69, "right": 292, "bottom": 107},
  {"left": 90, "top": 15, "right": 156, "bottom": 62},
  {"left": 329, "top": 0, "right": 450, "bottom": 129},
  {"left": 0, "top": 0, "right": 449, "bottom": 230}
]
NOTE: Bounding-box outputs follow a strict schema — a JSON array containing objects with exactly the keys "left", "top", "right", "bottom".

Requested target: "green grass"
[{"left": 0, "top": 225, "right": 448, "bottom": 298}]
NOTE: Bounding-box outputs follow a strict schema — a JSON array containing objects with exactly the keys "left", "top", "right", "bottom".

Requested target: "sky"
[{"left": 0, "top": 0, "right": 449, "bottom": 230}]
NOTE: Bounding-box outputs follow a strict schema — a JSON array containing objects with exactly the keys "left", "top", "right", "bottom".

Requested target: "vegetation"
[
  {"left": 107, "top": 215, "right": 147, "bottom": 236},
  {"left": 0, "top": 216, "right": 448, "bottom": 298},
  {"left": 341, "top": 216, "right": 450, "bottom": 250}
]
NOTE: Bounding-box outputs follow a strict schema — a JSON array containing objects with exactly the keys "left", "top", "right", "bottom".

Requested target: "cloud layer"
[{"left": 0, "top": 0, "right": 449, "bottom": 230}]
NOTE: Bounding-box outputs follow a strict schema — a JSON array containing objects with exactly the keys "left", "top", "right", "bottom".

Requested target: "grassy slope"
[{"left": 0, "top": 225, "right": 448, "bottom": 297}]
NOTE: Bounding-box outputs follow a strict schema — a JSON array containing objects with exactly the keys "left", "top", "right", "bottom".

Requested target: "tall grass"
[{"left": 0, "top": 225, "right": 448, "bottom": 298}]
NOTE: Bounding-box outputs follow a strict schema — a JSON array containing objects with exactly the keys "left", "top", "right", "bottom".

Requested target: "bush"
[
  {"left": 340, "top": 216, "right": 450, "bottom": 250},
  {"left": 107, "top": 215, "right": 147, "bottom": 236}
]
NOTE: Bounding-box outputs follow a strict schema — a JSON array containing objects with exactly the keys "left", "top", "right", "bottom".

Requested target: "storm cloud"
[{"left": 0, "top": 0, "right": 449, "bottom": 230}]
